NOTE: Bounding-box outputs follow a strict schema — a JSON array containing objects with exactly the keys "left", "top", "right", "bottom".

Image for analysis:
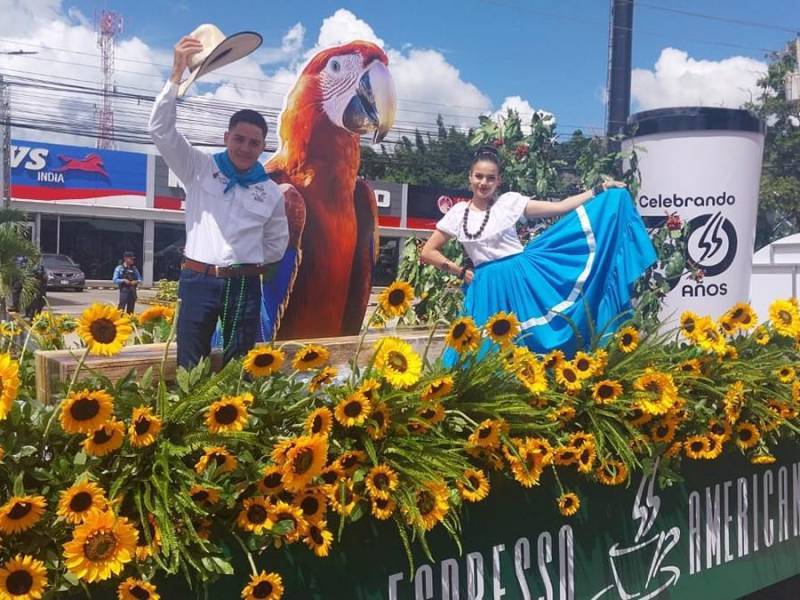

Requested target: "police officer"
[{"left": 113, "top": 251, "right": 142, "bottom": 313}]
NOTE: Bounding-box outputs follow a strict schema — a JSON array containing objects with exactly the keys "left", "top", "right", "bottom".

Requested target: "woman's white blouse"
[{"left": 435, "top": 192, "right": 529, "bottom": 266}]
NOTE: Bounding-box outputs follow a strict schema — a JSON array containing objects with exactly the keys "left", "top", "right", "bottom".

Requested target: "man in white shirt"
[{"left": 149, "top": 35, "right": 289, "bottom": 368}]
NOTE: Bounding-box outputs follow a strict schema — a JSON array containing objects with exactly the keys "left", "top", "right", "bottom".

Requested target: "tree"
[
  {"left": 748, "top": 44, "right": 800, "bottom": 249},
  {"left": 0, "top": 209, "right": 41, "bottom": 320}
]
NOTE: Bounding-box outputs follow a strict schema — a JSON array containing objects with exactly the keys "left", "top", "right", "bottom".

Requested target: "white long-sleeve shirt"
[{"left": 148, "top": 81, "right": 289, "bottom": 267}]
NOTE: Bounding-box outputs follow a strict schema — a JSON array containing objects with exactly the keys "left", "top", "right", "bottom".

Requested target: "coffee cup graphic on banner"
[{"left": 623, "top": 107, "right": 766, "bottom": 327}]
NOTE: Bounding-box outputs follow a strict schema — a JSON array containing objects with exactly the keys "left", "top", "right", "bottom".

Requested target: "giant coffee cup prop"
[{"left": 623, "top": 107, "right": 766, "bottom": 326}]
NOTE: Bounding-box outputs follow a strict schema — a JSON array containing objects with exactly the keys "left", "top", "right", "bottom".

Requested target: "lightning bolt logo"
[
  {"left": 697, "top": 212, "right": 725, "bottom": 263},
  {"left": 632, "top": 457, "right": 661, "bottom": 543}
]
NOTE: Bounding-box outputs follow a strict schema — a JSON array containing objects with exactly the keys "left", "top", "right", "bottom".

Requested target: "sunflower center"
[
  {"left": 491, "top": 320, "right": 511, "bottom": 336},
  {"left": 215, "top": 404, "right": 239, "bottom": 425},
  {"left": 563, "top": 369, "right": 577, "bottom": 383},
  {"left": 477, "top": 425, "right": 493, "bottom": 439},
  {"left": 134, "top": 416, "right": 152, "bottom": 435},
  {"left": 778, "top": 310, "right": 793, "bottom": 325},
  {"left": 525, "top": 452, "right": 538, "bottom": 471},
  {"left": 211, "top": 453, "right": 228, "bottom": 467},
  {"left": 275, "top": 512, "right": 297, "bottom": 530},
  {"left": 420, "top": 408, "right": 435, "bottom": 420},
  {"left": 740, "top": 429, "right": 753, "bottom": 441},
  {"left": 560, "top": 451, "right": 575, "bottom": 461},
  {"left": 89, "top": 319, "right": 117, "bottom": 344},
  {"left": 375, "top": 497, "right": 389, "bottom": 509},
  {"left": 598, "top": 385, "right": 614, "bottom": 399},
  {"left": 579, "top": 449, "right": 591, "bottom": 464},
  {"left": 8, "top": 502, "right": 32, "bottom": 520},
  {"left": 387, "top": 351, "right": 408, "bottom": 372},
  {"left": 252, "top": 581, "right": 274, "bottom": 598},
  {"left": 321, "top": 470, "right": 338, "bottom": 485},
  {"left": 656, "top": 426, "right": 669, "bottom": 438},
  {"left": 576, "top": 358, "right": 590, "bottom": 371},
  {"left": 416, "top": 490, "right": 435, "bottom": 515},
  {"left": 373, "top": 411, "right": 385, "bottom": 427},
  {"left": 84, "top": 530, "right": 119, "bottom": 561},
  {"left": 300, "top": 496, "right": 319, "bottom": 517},
  {"left": 192, "top": 490, "right": 209, "bottom": 502},
  {"left": 340, "top": 455, "right": 357, "bottom": 469},
  {"left": 69, "top": 491, "right": 94, "bottom": 513},
  {"left": 683, "top": 319, "right": 696, "bottom": 333},
  {"left": 6, "top": 570, "right": 33, "bottom": 595},
  {"left": 467, "top": 475, "right": 480, "bottom": 489},
  {"left": 388, "top": 289, "right": 406, "bottom": 306},
  {"left": 690, "top": 441, "right": 704, "bottom": 452},
  {"left": 311, "top": 416, "right": 324, "bottom": 434},
  {"left": 292, "top": 448, "right": 315, "bottom": 475},
  {"left": 373, "top": 473, "right": 389, "bottom": 490},
  {"left": 681, "top": 363, "right": 695, "bottom": 372},
  {"left": 563, "top": 496, "right": 574, "bottom": 508},
  {"left": 254, "top": 353, "right": 275, "bottom": 368},
  {"left": 644, "top": 381, "right": 662, "bottom": 394},
  {"left": 263, "top": 472, "right": 282, "bottom": 489},
  {"left": 344, "top": 401, "right": 363, "bottom": 418},
  {"left": 431, "top": 382, "right": 445, "bottom": 393},
  {"left": 93, "top": 427, "right": 113, "bottom": 444},
  {"left": 129, "top": 585, "right": 151, "bottom": 600},
  {"left": 301, "top": 350, "right": 319, "bottom": 363},
  {"left": 247, "top": 505, "right": 268, "bottom": 524},
  {"left": 71, "top": 397, "right": 100, "bottom": 421},
  {"left": 711, "top": 423, "right": 725, "bottom": 436}
]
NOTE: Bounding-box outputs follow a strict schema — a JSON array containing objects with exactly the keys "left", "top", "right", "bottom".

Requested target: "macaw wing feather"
[
  {"left": 341, "top": 179, "right": 379, "bottom": 335},
  {"left": 261, "top": 183, "right": 306, "bottom": 341}
]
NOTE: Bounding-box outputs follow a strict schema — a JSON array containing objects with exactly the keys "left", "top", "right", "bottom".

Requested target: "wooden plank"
[{"left": 34, "top": 330, "right": 446, "bottom": 403}]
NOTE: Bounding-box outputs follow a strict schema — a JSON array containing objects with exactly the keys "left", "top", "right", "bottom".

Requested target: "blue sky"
[{"left": 2, "top": 0, "right": 798, "bottom": 147}]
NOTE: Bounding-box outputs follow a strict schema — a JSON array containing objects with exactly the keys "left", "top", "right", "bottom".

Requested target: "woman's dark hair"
[{"left": 470, "top": 144, "right": 502, "bottom": 172}]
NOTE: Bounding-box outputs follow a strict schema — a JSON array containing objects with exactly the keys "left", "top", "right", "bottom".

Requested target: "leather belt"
[{"left": 181, "top": 258, "right": 268, "bottom": 278}]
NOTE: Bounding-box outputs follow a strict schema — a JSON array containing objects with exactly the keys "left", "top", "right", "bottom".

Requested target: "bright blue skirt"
[{"left": 446, "top": 189, "right": 656, "bottom": 362}]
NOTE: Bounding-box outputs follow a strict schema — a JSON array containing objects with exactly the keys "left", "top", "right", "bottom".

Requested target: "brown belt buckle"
[{"left": 213, "top": 265, "right": 221, "bottom": 277}]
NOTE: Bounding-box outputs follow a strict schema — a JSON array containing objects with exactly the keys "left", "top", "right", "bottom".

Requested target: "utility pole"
[
  {"left": 785, "top": 38, "right": 800, "bottom": 103},
  {"left": 606, "top": 0, "right": 635, "bottom": 150},
  {"left": 0, "top": 74, "right": 9, "bottom": 208}
]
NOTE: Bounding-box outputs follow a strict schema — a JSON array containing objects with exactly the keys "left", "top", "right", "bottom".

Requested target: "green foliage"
[{"left": 155, "top": 280, "right": 179, "bottom": 303}]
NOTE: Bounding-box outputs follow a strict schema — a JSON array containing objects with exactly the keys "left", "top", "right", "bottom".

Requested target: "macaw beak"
[{"left": 342, "top": 60, "right": 397, "bottom": 143}]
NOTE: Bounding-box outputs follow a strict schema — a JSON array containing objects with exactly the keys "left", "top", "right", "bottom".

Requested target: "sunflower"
[
  {"left": 365, "top": 465, "right": 399, "bottom": 500},
  {"left": 83, "top": 419, "right": 125, "bottom": 457},
  {"left": 189, "top": 484, "right": 221, "bottom": 507},
  {"left": 303, "top": 521, "right": 334, "bottom": 557},
  {"left": 0, "top": 353, "right": 20, "bottom": 420},
  {"left": 0, "top": 554, "right": 47, "bottom": 600},
  {"left": 418, "top": 403, "right": 445, "bottom": 426},
  {"left": 627, "top": 407, "right": 653, "bottom": 427},
  {"left": 554, "top": 362, "right": 582, "bottom": 392},
  {"left": 378, "top": 280, "right": 414, "bottom": 317},
  {"left": 777, "top": 366, "right": 796, "bottom": 384},
  {"left": 318, "top": 464, "right": 345, "bottom": 491},
  {"left": 270, "top": 438, "right": 296, "bottom": 465},
  {"left": 336, "top": 450, "right": 367, "bottom": 476},
  {"left": 236, "top": 497, "right": 272, "bottom": 535},
  {"left": 258, "top": 466, "right": 284, "bottom": 496},
  {"left": 723, "top": 381, "right": 745, "bottom": 425},
  {"left": 195, "top": 446, "right": 237, "bottom": 475},
  {"left": 334, "top": 393, "right": 372, "bottom": 428},
  {"left": 617, "top": 326, "right": 639, "bottom": 353},
  {"left": 134, "top": 515, "right": 161, "bottom": 561},
  {"left": 366, "top": 403, "right": 391, "bottom": 440},
  {"left": 281, "top": 435, "right": 328, "bottom": 492},
  {"left": 60, "top": 389, "right": 114, "bottom": 435},
  {"left": 242, "top": 346, "right": 284, "bottom": 378},
  {"left": 754, "top": 326, "right": 771, "bottom": 346},
  {"left": 77, "top": 304, "right": 132, "bottom": 356},
  {"left": 457, "top": 469, "right": 490, "bottom": 503},
  {"left": 374, "top": 337, "right": 422, "bottom": 388},
  {"left": 736, "top": 422, "right": 760, "bottom": 450},
  {"left": 708, "top": 419, "right": 732, "bottom": 442},
  {"left": 592, "top": 460, "right": 626, "bottom": 486},
  {"left": 241, "top": 571, "right": 284, "bottom": 600},
  {"left": 138, "top": 305, "right": 174, "bottom": 326},
  {"left": 553, "top": 446, "right": 579, "bottom": 466},
  {"left": 57, "top": 481, "right": 107, "bottom": 525},
  {"left": 592, "top": 380, "right": 622, "bottom": 404},
  {"left": 445, "top": 317, "right": 481, "bottom": 353},
  {"left": 129, "top": 406, "right": 162, "bottom": 448},
  {"left": 703, "top": 435, "right": 723, "bottom": 459},
  {"left": 371, "top": 496, "right": 396, "bottom": 520},
  {"left": 684, "top": 435, "right": 710, "bottom": 460},
  {"left": 694, "top": 318, "right": 728, "bottom": 354},
  {"left": 205, "top": 395, "right": 249, "bottom": 434},
  {"left": 679, "top": 311, "right": 701, "bottom": 340},
  {"left": 304, "top": 407, "right": 334, "bottom": 437},
  {"left": 63, "top": 510, "right": 137, "bottom": 583},
  {"left": 268, "top": 501, "right": 309, "bottom": 543},
  {"left": 514, "top": 351, "right": 548, "bottom": 394},
  {"left": 468, "top": 419, "right": 503, "bottom": 449},
  {"left": 751, "top": 453, "right": 777, "bottom": 465},
  {"left": 484, "top": 312, "right": 521, "bottom": 347},
  {"left": 291, "top": 344, "right": 329, "bottom": 371},
  {"left": 576, "top": 444, "right": 597, "bottom": 474},
  {"left": 0, "top": 495, "right": 46, "bottom": 534},
  {"left": 557, "top": 492, "right": 580, "bottom": 517},
  {"left": 665, "top": 441, "right": 683, "bottom": 459},
  {"left": 293, "top": 488, "right": 328, "bottom": 524},
  {"left": 542, "top": 350, "right": 565, "bottom": 370},
  {"left": 508, "top": 438, "right": 551, "bottom": 487},
  {"left": 678, "top": 359, "right": 702, "bottom": 376},
  {"left": 718, "top": 316, "right": 738, "bottom": 337},
  {"left": 729, "top": 303, "right": 757, "bottom": 330},
  {"left": 572, "top": 351, "right": 596, "bottom": 379},
  {"left": 650, "top": 419, "right": 677, "bottom": 445},
  {"left": 356, "top": 378, "right": 381, "bottom": 403},
  {"left": 0, "top": 321, "right": 21, "bottom": 338},
  {"left": 550, "top": 405, "right": 576, "bottom": 424},
  {"left": 309, "top": 366, "right": 338, "bottom": 392},
  {"left": 410, "top": 482, "right": 450, "bottom": 531},
  {"left": 769, "top": 299, "right": 800, "bottom": 337},
  {"left": 118, "top": 578, "right": 159, "bottom": 600},
  {"left": 633, "top": 371, "right": 678, "bottom": 415},
  {"left": 328, "top": 483, "right": 360, "bottom": 517},
  {"left": 421, "top": 376, "right": 454, "bottom": 402},
  {"left": 723, "top": 345, "right": 738, "bottom": 360}
]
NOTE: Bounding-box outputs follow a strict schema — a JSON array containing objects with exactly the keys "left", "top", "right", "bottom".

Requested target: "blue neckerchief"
[{"left": 213, "top": 151, "right": 269, "bottom": 193}]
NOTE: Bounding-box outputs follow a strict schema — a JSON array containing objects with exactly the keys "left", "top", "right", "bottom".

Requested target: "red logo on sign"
[{"left": 53, "top": 153, "right": 109, "bottom": 177}]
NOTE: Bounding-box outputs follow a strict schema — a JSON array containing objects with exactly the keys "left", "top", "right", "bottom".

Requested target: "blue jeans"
[{"left": 176, "top": 269, "right": 262, "bottom": 369}]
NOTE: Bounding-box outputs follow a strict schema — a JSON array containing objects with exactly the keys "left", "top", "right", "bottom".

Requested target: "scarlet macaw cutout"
[{"left": 262, "top": 41, "right": 397, "bottom": 340}]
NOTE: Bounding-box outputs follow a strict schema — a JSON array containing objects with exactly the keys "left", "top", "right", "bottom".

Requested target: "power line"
[{"left": 634, "top": 1, "right": 800, "bottom": 35}]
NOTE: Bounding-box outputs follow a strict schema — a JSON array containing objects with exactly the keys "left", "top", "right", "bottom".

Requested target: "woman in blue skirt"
[{"left": 421, "top": 146, "right": 657, "bottom": 357}]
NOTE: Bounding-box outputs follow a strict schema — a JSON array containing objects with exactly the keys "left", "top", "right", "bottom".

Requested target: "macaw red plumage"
[{"left": 264, "top": 41, "right": 396, "bottom": 339}]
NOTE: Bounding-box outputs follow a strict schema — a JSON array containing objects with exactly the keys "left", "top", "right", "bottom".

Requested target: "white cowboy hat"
[{"left": 178, "top": 24, "right": 262, "bottom": 96}]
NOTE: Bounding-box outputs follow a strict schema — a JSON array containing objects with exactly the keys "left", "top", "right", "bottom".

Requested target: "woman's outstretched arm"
[{"left": 523, "top": 180, "right": 627, "bottom": 220}]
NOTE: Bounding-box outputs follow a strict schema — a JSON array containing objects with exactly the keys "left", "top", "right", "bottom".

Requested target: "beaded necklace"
[
  {"left": 462, "top": 198, "right": 494, "bottom": 239},
  {"left": 220, "top": 275, "right": 247, "bottom": 354}
]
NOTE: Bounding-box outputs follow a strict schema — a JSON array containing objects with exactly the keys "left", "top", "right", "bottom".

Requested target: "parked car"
[{"left": 42, "top": 254, "right": 85, "bottom": 291}]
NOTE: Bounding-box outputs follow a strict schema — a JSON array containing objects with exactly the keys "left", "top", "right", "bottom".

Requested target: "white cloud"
[
  {"left": 315, "top": 8, "right": 384, "bottom": 52},
  {"left": 631, "top": 48, "right": 767, "bottom": 111},
  {"left": 253, "top": 22, "right": 305, "bottom": 65}
]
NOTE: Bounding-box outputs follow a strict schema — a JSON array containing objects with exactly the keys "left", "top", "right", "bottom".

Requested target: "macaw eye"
[{"left": 330, "top": 59, "right": 341, "bottom": 73}]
